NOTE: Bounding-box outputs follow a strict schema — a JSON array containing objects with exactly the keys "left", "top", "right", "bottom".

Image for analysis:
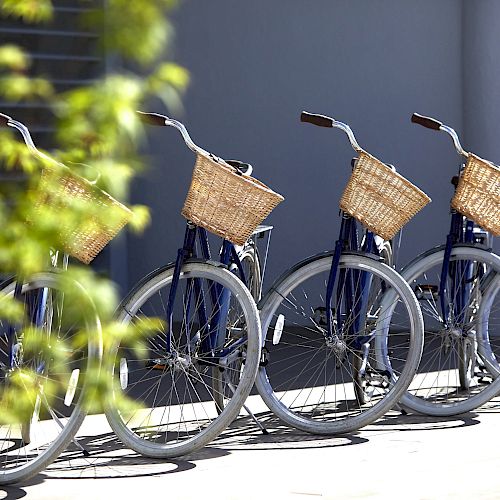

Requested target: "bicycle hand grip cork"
[
  {"left": 300, "top": 111, "right": 334, "bottom": 128},
  {"left": 411, "top": 113, "right": 442, "bottom": 131},
  {"left": 137, "top": 111, "right": 168, "bottom": 126}
]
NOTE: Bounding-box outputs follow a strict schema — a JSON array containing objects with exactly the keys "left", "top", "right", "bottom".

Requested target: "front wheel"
[
  {"left": 0, "top": 272, "right": 101, "bottom": 485},
  {"left": 399, "top": 246, "right": 500, "bottom": 416},
  {"left": 256, "top": 253, "right": 424, "bottom": 435},
  {"left": 105, "top": 261, "right": 261, "bottom": 458}
]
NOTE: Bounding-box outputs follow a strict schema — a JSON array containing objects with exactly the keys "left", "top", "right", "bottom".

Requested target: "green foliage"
[
  {"left": 0, "top": 369, "right": 51, "bottom": 425},
  {"left": 0, "top": 45, "right": 30, "bottom": 71},
  {"left": 0, "top": 291, "right": 24, "bottom": 324},
  {"left": 0, "top": 0, "right": 53, "bottom": 23},
  {"left": 0, "top": 0, "right": 189, "bottom": 422},
  {"left": 83, "top": 0, "right": 178, "bottom": 65},
  {"left": 0, "top": 75, "right": 53, "bottom": 101}
]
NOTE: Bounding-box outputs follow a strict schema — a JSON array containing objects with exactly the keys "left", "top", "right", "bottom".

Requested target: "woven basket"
[
  {"left": 339, "top": 151, "right": 431, "bottom": 240},
  {"left": 36, "top": 167, "right": 133, "bottom": 264},
  {"left": 181, "top": 153, "right": 284, "bottom": 245},
  {"left": 451, "top": 153, "right": 500, "bottom": 237}
]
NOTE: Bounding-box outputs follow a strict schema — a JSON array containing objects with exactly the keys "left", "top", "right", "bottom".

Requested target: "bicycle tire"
[
  {"left": 0, "top": 272, "right": 101, "bottom": 485},
  {"left": 213, "top": 245, "right": 262, "bottom": 414},
  {"left": 105, "top": 260, "right": 261, "bottom": 458},
  {"left": 397, "top": 245, "right": 500, "bottom": 416},
  {"left": 255, "top": 252, "right": 424, "bottom": 434}
]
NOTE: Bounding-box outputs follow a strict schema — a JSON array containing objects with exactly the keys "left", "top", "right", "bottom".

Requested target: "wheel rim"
[
  {"left": 0, "top": 274, "right": 100, "bottom": 482},
  {"left": 108, "top": 263, "right": 260, "bottom": 455},
  {"left": 400, "top": 248, "right": 500, "bottom": 414},
  {"left": 257, "top": 255, "right": 421, "bottom": 433}
]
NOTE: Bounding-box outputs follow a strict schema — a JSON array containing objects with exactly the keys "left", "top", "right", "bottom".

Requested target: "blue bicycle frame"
[
  {"left": 4, "top": 281, "right": 49, "bottom": 378},
  {"left": 164, "top": 222, "right": 248, "bottom": 365},
  {"left": 439, "top": 209, "right": 485, "bottom": 331},
  {"left": 411, "top": 112, "right": 491, "bottom": 334},
  {"left": 324, "top": 210, "right": 382, "bottom": 351}
]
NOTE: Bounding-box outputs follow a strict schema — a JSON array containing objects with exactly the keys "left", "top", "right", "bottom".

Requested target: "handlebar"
[
  {"left": 0, "top": 112, "right": 63, "bottom": 167},
  {"left": 138, "top": 111, "right": 253, "bottom": 176},
  {"left": 300, "top": 111, "right": 334, "bottom": 128},
  {"left": 411, "top": 113, "right": 442, "bottom": 130},
  {"left": 411, "top": 112, "right": 468, "bottom": 158},
  {"left": 137, "top": 111, "right": 211, "bottom": 158},
  {"left": 300, "top": 111, "right": 362, "bottom": 152},
  {"left": 0, "top": 113, "right": 10, "bottom": 127}
]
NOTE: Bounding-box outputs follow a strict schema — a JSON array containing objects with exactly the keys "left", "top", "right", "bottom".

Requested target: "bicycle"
[
  {"left": 395, "top": 113, "right": 500, "bottom": 416},
  {"left": 253, "top": 111, "right": 428, "bottom": 434},
  {"left": 0, "top": 113, "right": 117, "bottom": 484},
  {"left": 104, "top": 111, "right": 283, "bottom": 457}
]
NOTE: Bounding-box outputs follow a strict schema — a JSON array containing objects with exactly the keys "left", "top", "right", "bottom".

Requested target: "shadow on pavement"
[
  {"left": 33, "top": 430, "right": 225, "bottom": 480},
  {"left": 210, "top": 412, "right": 369, "bottom": 450},
  {"left": 25, "top": 412, "right": 368, "bottom": 481},
  {"left": 369, "top": 409, "right": 480, "bottom": 431},
  {"left": 0, "top": 474, "right": 46, "bottom": 499}
]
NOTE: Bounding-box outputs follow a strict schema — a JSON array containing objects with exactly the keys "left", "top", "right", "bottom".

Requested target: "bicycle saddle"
[{"left": 226, "top": 159, "right": 253, "bottom": 175}]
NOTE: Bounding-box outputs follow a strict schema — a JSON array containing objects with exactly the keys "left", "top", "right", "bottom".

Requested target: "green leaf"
[{"left": 0, "top": 0, "right": 53, "bottom": 23}]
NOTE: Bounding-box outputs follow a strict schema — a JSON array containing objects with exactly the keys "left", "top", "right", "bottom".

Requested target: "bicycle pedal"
[
  {"left": 415, "top": 284, "right": 438, "bottom": 300},
  {"left": 146, "top": 360, "right": 168, "bottom": 371}
]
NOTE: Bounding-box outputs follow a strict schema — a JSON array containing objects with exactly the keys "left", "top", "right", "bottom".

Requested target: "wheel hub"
[
  {"left": 326, "top": 337, "right": 347, "bottom": 358},
  {"left": 149, "top": 352, "right": 192, "bottom": 372},
  {"left": 439, "top": 325, "right": 466, "bottom": 352}
]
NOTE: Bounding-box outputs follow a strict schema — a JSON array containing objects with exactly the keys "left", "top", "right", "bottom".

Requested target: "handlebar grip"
[
  {"left": 300, "top": 111, "right": 333, "bottom": 128},
  {"left": 0, "top": 113, "right": 12, "bottom": 126},
  {"left": 411, "top": 113, "right": 442, "bottom": 131},
  {"left": 137, "top": 111, "right": 168, "bottom": 126}
]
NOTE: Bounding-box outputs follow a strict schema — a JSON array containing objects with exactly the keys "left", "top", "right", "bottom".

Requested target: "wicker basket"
[
  {"left": 451, "top": 153, "right": 500, "bottom": 237},
  {"left": 181, "top": 153, "right": 284, "bottom": 245},
  {"left": 36, "top": 167, "right": 133, "bottom": 264},
  {"left": 339, "top": 151, "right": 431, "bottom": 240}
]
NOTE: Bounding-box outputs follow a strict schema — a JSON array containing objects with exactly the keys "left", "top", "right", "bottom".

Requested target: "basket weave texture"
[
  {"left": 339, "top": 151, "right": 431, "bottom": 240},
  {"left": 36, "top": 168, "right": 133, "bottom": 264},
  {"left": 451, "top": 153, "right": 500, "bottom": 237},
  {"left": 182, "top": 154, "right": 284, "bottom": 245}
]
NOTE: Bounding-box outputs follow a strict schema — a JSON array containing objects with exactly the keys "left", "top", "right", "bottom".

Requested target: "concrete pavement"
[{"left": 2, "top": 397, "right": 500, "bottom": 500}]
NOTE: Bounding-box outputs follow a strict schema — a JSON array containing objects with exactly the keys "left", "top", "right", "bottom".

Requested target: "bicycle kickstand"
[{"left": 223, "top": 372, "right": 269, "bottom": 435}]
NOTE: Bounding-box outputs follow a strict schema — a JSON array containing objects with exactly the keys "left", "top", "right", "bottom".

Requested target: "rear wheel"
[
  {"left": 353, "top": 239, "right": 393, "bottom": 405},
  {"left": 213, "top": 244, "right": 262, "bottom": 414}
]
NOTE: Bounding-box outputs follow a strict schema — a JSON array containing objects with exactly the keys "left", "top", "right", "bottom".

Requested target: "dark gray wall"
[{"left": 122, "top": 0, "right": 495, "bottom": 294}]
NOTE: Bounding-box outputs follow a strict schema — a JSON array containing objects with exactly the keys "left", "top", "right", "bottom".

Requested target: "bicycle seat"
[{"left": 226, "top": 159, "right": 252, "bottom": 176}]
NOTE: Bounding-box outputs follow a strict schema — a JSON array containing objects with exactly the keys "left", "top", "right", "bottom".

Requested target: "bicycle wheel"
[
  {"left": 213, "top": 244, "right": 263, "bottom": 413},
  {"left": 105, "top": 260, "right": 261, "bottom": 458},
  {"left": 239, "top": 245, "right": 262, "bottom": 302},
  {"left": 379, "top": 240, "right": 393, "bottom": 267},
  {"left": 255, "top": 252, "right": 424, "bottom": 434},
  {"left": 0, "top": 272, "right": 101, "bottom": 485},
  {"left": 398, "top": 245, "right": 500, "bottom": 416},
  {"left": 353, "top": 239, "right": 393, "bottom": 404}
]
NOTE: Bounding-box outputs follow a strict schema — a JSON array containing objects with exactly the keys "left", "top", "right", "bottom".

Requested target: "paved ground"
[{"left": 2, "top": 396, "right": 500, "bottom": 500}]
